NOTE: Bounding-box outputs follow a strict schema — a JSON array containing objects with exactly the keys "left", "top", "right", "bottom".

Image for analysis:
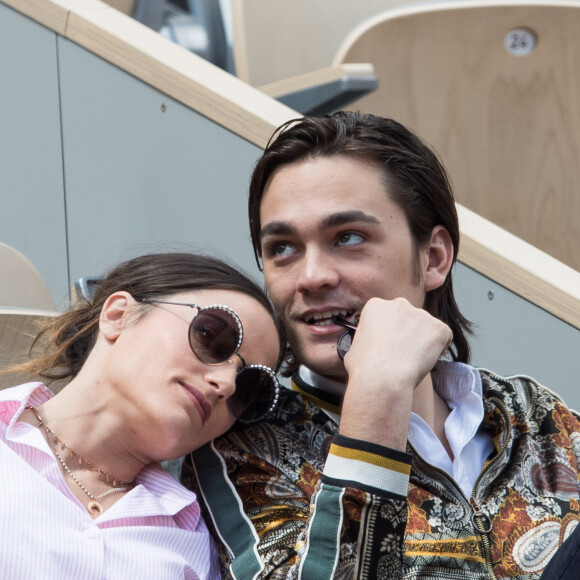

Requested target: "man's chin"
[{"left": 297, "top": 346, "right": 348, "bottom": 382}]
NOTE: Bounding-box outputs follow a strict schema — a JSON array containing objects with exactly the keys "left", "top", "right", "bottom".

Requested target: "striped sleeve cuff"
[{"left": 322, "top": 434, "right": 412, "bottom": 498}]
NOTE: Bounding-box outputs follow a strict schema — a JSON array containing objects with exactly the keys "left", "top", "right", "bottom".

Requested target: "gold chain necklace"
[{"left": 28, "top": 407, "right": 134, "bottom": 516}]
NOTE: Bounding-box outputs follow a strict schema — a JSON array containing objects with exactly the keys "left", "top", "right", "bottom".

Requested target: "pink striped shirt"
[{"left": 0, "top": 383, "right": 220, "bottom": 579}]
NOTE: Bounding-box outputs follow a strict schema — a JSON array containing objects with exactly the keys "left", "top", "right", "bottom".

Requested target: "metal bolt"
[
  {"left": 487, "top": 290, "right": 495, "bottom": 301},
  {"left": 161, "top": 103, "right": 167, "bottom": 113}
]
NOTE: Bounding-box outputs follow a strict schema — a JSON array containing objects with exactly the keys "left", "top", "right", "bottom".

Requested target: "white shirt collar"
[
  {"left": 299, "top": 360, "right": 482, "bottom": 406},
  {"left": 409, "top": 360, "right": 484, "bottom": 450},
  {"left": 428, "top": 360, "right": 485, "bottom": 448},
  {"left": 299, "top": 361, "right": 491, "bottom": 496},
  {"left": 410, "top": 360, "right": 492, "bottom": 496},
  {"left": 298, "top": 365, "right": 347, "bottom": 398}
]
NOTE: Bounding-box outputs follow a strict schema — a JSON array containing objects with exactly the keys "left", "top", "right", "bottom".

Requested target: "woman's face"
[{"left": 102, "top": 288, "right": 280, "bottom": 462}]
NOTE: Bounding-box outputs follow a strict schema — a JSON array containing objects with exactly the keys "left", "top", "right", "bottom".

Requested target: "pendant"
[{"left": 87, "top": 500, "right": 103, "bottom": 516}]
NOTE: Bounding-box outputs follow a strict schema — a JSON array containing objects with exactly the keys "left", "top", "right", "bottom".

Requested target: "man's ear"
[
  {"left": 99, "top": 292, "right": 135, "bottom": 341},
  {"left": 423, "top": 225, "right": 454, "bottom": 292}
]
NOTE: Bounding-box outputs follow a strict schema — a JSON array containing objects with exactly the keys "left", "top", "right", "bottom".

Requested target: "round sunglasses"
[
  {"left": 332, "top": 314, "right": 359, "bottom": 360},
  {"left": 140, "top": 298, "right": 279, "bottom": 423}
]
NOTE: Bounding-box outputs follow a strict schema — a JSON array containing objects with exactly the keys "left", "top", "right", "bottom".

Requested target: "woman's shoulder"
[{"left": 212, "top": 387, "right": 337, "bottom": 474}]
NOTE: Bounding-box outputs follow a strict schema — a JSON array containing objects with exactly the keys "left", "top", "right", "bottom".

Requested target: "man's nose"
[{"left": 296, "top": 248, "right": 340, "bottom": 294}]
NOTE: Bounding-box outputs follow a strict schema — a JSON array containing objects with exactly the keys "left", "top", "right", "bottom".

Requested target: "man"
[{"left": 185, "top": 112, "right": 580, "bottom": 579}]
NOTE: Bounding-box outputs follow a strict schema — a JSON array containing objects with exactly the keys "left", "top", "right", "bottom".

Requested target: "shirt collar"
[
  {"left": 1, "top": 383, "right": 200, "bottom": 524},
  {"left": 298, "top": 365, "right": 347, "bottom": 398},
  {"left": 297, "top": 361, "right": 482, "bottom": 402},
  {"left": 409, "top": 360, "right": 485, "bottom": 459},
  {"left": 296, "top": 361, "right": 483, "bottom": 432},
  {"left": 430, "top": 360, "right": 483, "bottom": 404},
  {"left": 116, "top": 462, "right": 201, "bottom": 521},
  {"left": 0, "top": 382, "right": 52, "bottom": 430},
  {"left": 292, "top": 366, "right": 343, "bottom": 421}
]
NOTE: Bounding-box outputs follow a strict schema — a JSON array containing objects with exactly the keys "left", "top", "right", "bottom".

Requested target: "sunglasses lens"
[
  {"left": 337, "top": 330, "right": 353, "bottom": 360},
  {"left": 229, "top": 366, "right": 279, "bottom": 424},
  {"left": 189, "top": 308, "right": 240, "bottom": 364}
]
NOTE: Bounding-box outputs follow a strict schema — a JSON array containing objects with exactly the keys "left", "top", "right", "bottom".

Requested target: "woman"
[{"left": 0, "top": 252, "right": 282, "bottom": 579}]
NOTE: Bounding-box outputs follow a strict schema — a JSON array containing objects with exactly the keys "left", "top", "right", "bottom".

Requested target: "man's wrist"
[{"left": 322, "top": 434, "right": 412, "bottom": 498}]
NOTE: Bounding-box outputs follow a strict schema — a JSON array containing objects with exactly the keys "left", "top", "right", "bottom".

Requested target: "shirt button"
[{"left": 85, "top": 528, "right": 96, "bottom": 539}]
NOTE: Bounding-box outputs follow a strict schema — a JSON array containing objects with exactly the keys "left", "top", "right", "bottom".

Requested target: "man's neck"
[
  {"left": 302, "top": 364, "right": 453, "bottom": 458},
  {"left": 412, "top": 374, "right": 453, "bottom": 459}
]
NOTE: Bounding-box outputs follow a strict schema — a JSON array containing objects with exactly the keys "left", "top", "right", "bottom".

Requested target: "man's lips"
[
  {"left": 180, "top": 382, "right": 211, "bottom": 424},
  {"left": 301, "top": 309, "right": 356, "bottom": 326}
]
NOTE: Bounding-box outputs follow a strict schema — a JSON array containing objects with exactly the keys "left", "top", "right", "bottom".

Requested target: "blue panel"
[
  {"left": 0, "top": 3, "right": 69, "bottom": 306},
  {"left": 56, "top": 37, "right": 263, "bottom": 290},
  {"left": 454, "top": 263, "right": 580, "bottom": 410}
]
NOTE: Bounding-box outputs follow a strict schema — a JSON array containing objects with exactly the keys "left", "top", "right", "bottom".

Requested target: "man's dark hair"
[{"left": 249, "top": 111, "right": 472, "bottom": 363}]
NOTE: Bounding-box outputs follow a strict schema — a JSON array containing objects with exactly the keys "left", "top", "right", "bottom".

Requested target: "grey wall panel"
[
  {"left": 454, "top": 262, "right": 579, "bottom": 410},
  {"left": 56, "top": 37, "right": 263, "bottom": 294},
  {"left": 0, "top": 3, "right": 69, "bottom": 305}
]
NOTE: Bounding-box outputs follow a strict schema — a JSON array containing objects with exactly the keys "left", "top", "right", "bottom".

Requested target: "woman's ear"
[
  {"left": 99, "top": 292, "right": 135, "bottom": 341},
  {"left": 424, "top": 225, "right": 454, "bottom": 292}
]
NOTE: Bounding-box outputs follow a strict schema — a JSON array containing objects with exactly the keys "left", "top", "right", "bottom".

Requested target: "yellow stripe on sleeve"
[{"left": 329, "top": 443, "right": 411, "bottom": 476}]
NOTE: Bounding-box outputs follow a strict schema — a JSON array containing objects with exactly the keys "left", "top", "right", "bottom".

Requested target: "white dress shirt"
[
  {"left": 0, "top": 382, "right": 220, "bottom": 580},
  {"left": 409, "top": 360, "right": 495, "bottom": 497},
  {"left": 302, "top": 360, "right": 495, "bottom": 497}
]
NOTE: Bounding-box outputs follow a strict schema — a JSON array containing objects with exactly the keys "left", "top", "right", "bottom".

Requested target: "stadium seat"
[{"left": 334, "top": 0, "right": 580, "bottom": 271}]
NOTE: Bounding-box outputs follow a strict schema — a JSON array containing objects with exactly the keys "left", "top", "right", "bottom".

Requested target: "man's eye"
[
  {"left": 265, "top": 242, "right": 295, "bottom": 257},
  {"left": 274, "top": 243, "right": 296, "bottom": 256},
  {"left": 338, "top": 233, "right": 364, "bottom": 246}
]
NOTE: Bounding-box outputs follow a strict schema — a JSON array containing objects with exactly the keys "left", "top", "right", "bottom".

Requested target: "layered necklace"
[{"left": 28, "top": 407, "right": 134, "bottom": 516}]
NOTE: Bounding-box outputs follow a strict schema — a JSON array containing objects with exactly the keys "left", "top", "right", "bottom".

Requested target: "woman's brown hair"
[{"left": 7, "top": 252, "right": 282, "bottom": 382}]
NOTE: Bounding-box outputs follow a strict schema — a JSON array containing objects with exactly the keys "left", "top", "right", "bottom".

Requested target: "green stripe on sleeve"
[
  {"left": 191, "top": 443, "right": 263, "bottom": 580},
  {"left": 298, "top": 483, "right": 344, "bottom": 580}
]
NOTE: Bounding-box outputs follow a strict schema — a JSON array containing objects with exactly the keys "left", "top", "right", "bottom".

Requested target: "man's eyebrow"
[
  {"left": 260, "top": 222, "right": 297, "bottom": 240},
  {"left": 260, "top": 211, "right": 380, "bottom": 241},
  {"left": 320, "top": 210, "right": 380, "bottom": 229}
]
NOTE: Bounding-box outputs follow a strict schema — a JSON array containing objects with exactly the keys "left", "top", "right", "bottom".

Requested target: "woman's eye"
[{"left": 338, "top": 233, "right": 364, "bottom": 246}]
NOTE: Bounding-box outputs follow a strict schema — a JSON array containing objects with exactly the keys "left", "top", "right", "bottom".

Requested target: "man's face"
[{"left": 259, "top": 155, "right": 431, "bottom": 381}]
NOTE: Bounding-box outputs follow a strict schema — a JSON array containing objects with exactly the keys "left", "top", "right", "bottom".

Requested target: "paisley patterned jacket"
[{"left": 185, "top": 369, "right": 580, "bottom": 579}]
